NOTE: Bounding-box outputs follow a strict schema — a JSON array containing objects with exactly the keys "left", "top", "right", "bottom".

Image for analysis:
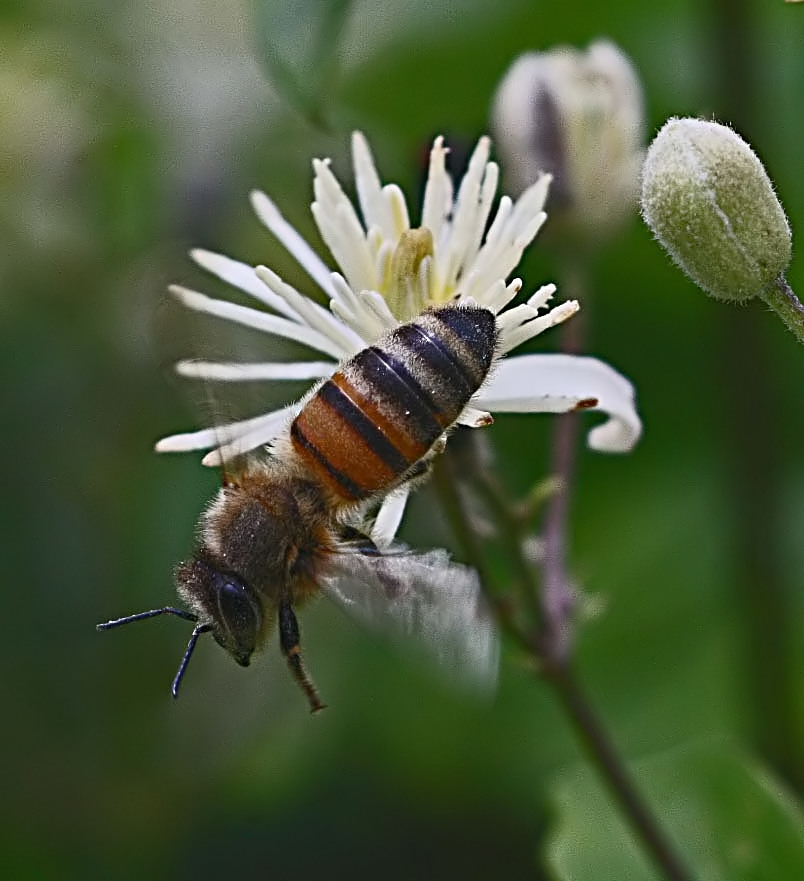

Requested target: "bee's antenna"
[
  {"left": 97, "top": 607, "right": 210, "bottom": 699},
  {"left": 171, "top": 622, "right": 213, "bottom": 699},
  {"left": 96, "top": 607, "right": 198, "bottom": 630}
]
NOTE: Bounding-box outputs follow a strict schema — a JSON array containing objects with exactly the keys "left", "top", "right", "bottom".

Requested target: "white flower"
[
  {"left": 492, "top": 40, "right": 645, "bottom": 246},
  {"left": 156, "top": 133, "right": 641, "bottom": 542}
]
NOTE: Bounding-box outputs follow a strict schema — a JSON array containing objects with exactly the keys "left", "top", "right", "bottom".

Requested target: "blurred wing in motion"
[{"left": 318, "top": 548, "right": 499, "bottom": 693}]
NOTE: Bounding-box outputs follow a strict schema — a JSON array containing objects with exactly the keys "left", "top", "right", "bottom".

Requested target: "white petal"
[
  {"left": 497, "top": 300, "right": 579, "bottom": 355},
  {"left": 456, "top": 406, "right": 494, "bottom": 427},
  {"left": 190, "top": 249, "right": 301, "bottom": 320},
  {"left": 526, "top": 283, "right": 557, "bottom": 310},
  {"left": 175, "top": 360, "right": 336, "bottom": 381},
  {"left": 476, "top": 354, "right": 642, "bottom": 452},
  {"left": 442, "top": 136, "right": 492, "bottom": 289},
  {"left": 169, "top": 285, "right": 347, "bottom": 360},
  {"left": 473, "top": 277, "right": 521, "bottom": 314},
  {"left": 370, "top": 485, "right": 411, "bottom": 549},
  {"left": 421, "top": 136, "right": 453, "bottom": 243},
  {"left": 384, "top": 184, "right": 410, "bottom": 238},
  {"left": 483, "top": 194, "right": 513, "bottom": 246},
  {"left": 312, "top": 159, "right": 376, "bottom": 293},
  {"left": 249, "top": 191, "right": 336, "bottom": 298},
  {"left": 355, "top": 289, "right": 399, "bottom": 333},
  {"left": 464, "top": 160, "right": 499, "bottom": 268},
  {"left": 255, "top": 265, "right": 363, "bottom": 355},
  {"left": 204, "top": 405, "right": 298, "bottom": 465},
  {"left": 328, "top": 274, "right": 389, "bottom": 343},
  {"left": 352, "top": 131, "right": 394, "bottom": 240},
  {"left": 155, "top": 405, "right": 294, "bottom": 454},
  {"left": 470, "top": 211, "right": 547, "bottom": 296}
]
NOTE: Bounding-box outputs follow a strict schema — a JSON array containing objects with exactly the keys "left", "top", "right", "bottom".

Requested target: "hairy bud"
[{"left": 640, "top": 118, "right": 792, "bottom": 302}]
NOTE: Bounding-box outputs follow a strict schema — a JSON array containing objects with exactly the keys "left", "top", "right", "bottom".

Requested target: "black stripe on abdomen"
[{"left": 317, "top": 380, "right": 410, "bottom": 474}]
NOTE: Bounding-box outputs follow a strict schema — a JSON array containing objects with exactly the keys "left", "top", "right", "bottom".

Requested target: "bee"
[{"left": 98, "top": 303, "right": 499, "bottom": 712}]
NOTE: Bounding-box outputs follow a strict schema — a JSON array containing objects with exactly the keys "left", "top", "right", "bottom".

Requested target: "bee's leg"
[
  {"left": 335, "top": 525, "right": 380, "bottom": 554},
  {"left": 398, "top": 436, "right": 447, "bottom": 487},
  {"left": 278, "top": 597, "right": 326, "bottom": 713}
]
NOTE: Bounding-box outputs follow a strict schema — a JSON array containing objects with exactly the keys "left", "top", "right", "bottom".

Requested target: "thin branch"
[
  {"left": 540, "top": 261, "right": 588, "bottom": 661},
  {"left": 762, "top": 274, "right": 804, "bottom": 346},
  {"left": 433, "top": 444, "right": 694, "bottom": 881}
]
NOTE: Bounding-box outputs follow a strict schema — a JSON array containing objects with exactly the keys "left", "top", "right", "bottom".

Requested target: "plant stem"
[
  {"left": 540, "top": 260, "right": 589, "bottom": 661},
  {"left": 762, "top": 274, "right": 804, "bottom": 345},
  {"left": 433, "top": 452, "right": 693, "bottom": 881}
]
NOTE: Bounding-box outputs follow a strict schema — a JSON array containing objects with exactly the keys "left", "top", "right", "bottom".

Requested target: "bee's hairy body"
[
  {"left": 290, "top": 305, "right": 497, "bottom": 503},
  {"left": 100, "top": 304, "right": 499, "bottom": 712}
]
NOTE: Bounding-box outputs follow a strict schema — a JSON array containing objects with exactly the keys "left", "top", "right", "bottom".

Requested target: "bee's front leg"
[{"left": 278, "top": 597, "right": 326, "bottom": 713}]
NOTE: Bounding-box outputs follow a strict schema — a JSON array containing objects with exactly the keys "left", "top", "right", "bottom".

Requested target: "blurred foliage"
[
  {"left": 3, "top": 0, "right": 804, "bottom": 879},
  {"left": 548, "top": 740, "right": 804, "bottom": 880}
]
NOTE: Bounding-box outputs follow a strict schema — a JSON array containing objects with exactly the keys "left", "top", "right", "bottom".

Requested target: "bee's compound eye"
[{"left": 210, "top": 571, "right": 262, "bottom": 665}]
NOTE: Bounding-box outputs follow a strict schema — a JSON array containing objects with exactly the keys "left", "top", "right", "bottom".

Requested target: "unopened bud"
[
  {"left": 491, "top": 39, "right": 645, "bottom": 247},
  {"left": 640, "top": 118, "right": 792, "bottom": 302}
]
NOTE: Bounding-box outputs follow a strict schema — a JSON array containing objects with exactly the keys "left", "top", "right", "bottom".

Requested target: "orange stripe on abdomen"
[{"left": 291, "top": 377, "right": 410, "bottom": 502}]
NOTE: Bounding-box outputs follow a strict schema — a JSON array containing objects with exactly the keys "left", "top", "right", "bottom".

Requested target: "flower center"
[{"left": 385, "top": 227, "right": 435, "bottom": 321}]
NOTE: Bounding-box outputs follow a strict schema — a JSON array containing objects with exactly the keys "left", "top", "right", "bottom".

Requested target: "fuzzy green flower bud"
[
  {"left": 491, "top": 39, "right": 645, "bottom": 248},
  {"left": 641, "top": 118, "right": 792, "bottom": 302}
]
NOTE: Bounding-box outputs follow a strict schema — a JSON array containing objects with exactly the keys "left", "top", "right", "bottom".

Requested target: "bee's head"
[{"left": 176, "top": 556, "right": 264, "bottom": 667}]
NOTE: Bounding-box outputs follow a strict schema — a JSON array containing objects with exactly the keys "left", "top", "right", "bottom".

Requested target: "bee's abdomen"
[{"left": 291, "top": 305, "right": 497, "bottom": 502}]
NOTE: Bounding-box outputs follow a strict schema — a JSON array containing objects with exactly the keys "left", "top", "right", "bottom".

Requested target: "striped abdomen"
[{"left": 291, "top": 304, "right": 497, "bottom": 503}]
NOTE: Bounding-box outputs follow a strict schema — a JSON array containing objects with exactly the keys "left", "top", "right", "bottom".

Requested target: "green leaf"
[
  {"left": 547, "top": 739, "right": 804, "bottom": 881},
  {"left": 253, "top": 0, "right": 353, "bottom": 125}
]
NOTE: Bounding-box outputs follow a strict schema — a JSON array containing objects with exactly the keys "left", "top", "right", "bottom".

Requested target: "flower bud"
[
  {"left": 491, "top": 39, "right": 645, "bottom": 247},
  {"left": 640, "top": 118, "right": 792, "bottom": 302}
]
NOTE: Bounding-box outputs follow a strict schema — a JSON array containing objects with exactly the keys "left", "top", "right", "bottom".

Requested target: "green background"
[{"left": 3, "top": 0, "right": 804, "bottom": 878}]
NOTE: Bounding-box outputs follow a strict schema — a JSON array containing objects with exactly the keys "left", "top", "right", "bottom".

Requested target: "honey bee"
[{"left": 98, "top": 303, "right": 499, "bottom": 712}]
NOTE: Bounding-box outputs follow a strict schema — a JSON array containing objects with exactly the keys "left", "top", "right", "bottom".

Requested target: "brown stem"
[
  {"left": 762, "top": 274, "right": 804, "bottom": 346},
  {"left": 540, "top": 262, "right": 588, "bottom": 660},
  {"left": 433, "top": 449, "right": 693, "bottom": 881}
]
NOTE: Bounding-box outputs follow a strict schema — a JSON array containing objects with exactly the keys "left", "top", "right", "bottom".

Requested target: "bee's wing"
[{"left": 318, "top": 548, "right": 499, "bottom": 693}]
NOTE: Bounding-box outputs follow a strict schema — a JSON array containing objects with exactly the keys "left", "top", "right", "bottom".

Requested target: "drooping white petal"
[
  {"left": 370, "top": 485, "right": 411, "bottom": 549},
  {"left": 156, "top": 404, "right": 295, "bottom": 455},
  {"left": 201, "top": 404, "right": 298, "bottom": 466},
  {"left": 249, "top": 191, "right": 336, "bottom": 298},
  {"left": 175, "top": 360, "right": 336, "bottom": 382},
  {"left": 169, "top": 285, "right": 347, "bottom": 360},
  {"left": 476, "top": 354, "right": 642, "bottom": 452}
]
